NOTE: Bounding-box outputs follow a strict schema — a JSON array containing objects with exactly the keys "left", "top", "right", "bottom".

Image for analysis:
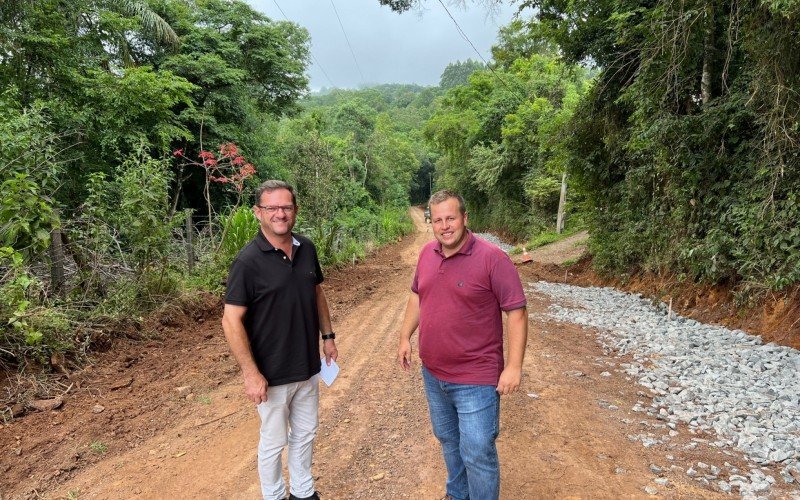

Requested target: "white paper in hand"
[{"left": 319, "top": 358, "right": 340, "bottom": 387}]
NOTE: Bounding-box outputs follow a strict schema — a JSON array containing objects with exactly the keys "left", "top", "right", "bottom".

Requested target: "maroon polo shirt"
[{"left": 411, "top": 231, "right": 527, "bottom": 385}]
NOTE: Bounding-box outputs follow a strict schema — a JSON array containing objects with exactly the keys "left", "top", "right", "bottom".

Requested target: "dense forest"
[
  {"left": 2, "top": 0, "right": 800, "bottom": 370},
  {"left": 406, "top": 0, "right": 800, "bottom": 295},
  {"left": 0, "top": 1, "right": 429, "bottom": 368}
]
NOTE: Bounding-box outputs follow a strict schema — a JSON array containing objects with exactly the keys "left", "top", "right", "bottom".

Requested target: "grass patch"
[
  {"left": 526, "top": 225, "right": 586, "bottom": 249},
  {"left": 528, "top": 232, "right": 561, "bottom": 248},
  {"left": 89, "top": 440, "right": 108, "bottom": 454}
]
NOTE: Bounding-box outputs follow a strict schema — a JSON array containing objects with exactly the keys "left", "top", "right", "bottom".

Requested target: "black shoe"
[{"left": 288, "top": 492, "right": 319, "bottom": 500}]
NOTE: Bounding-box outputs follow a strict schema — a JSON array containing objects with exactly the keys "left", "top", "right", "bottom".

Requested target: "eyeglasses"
[{"left": 257, "top": 205, "right": 295, "bottom": 214}]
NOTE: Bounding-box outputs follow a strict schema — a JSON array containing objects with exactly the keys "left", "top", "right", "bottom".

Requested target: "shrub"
[
  {"left": 0, "top": 247, "right": 73, "bottom": 366},
  {"left": 112, "top": 148, "right": 180, "bottom": 270},
  {"left": 219, "top": 206, "right": 259, "bottom": 266}
]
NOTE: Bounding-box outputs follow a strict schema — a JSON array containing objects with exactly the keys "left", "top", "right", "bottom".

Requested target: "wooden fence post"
[
  {"left": 49, "top": 227, "right": 66, "bottom": 296},
  {"left": 185, "top": 210, "right": 195, "bottom": 272}
]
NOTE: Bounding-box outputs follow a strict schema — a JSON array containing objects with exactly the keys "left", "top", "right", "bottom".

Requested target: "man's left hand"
[
  {"left": 323, "top": 339, "right": 338, "bottom": 366},
  {"left": 496, "top": 366, "right": 522, "bottom": 395}
]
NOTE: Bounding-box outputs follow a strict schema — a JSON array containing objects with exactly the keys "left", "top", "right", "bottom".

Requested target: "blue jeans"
[{"left": 422, "top": 366, "right": 500, "bottom": 500}]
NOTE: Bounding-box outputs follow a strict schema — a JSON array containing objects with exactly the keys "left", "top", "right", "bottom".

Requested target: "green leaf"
[{"left": 24, "top": 330, "right": 43, "bottom": 345}]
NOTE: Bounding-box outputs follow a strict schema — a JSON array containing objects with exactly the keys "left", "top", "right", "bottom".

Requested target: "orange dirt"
[{"left": 0, "top": 210, "right": 794, "bottom": 499}]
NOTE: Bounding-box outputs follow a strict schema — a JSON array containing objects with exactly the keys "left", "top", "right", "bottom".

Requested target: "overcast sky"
[{"left": 248, "top": 0, "right": 518, "bottom": 90}]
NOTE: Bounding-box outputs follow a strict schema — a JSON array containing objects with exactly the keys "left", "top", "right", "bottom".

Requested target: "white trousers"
[{"left": 256, "top": 375, "right": 319, "bottom": 500}]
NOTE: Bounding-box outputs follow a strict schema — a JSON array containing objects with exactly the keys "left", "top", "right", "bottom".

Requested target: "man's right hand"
[
  {"left": 244, "top": 370, "right": 268, "bottom": 404},
  {"left": 398, "top": 338, "right": 413, "bottom": 372}
]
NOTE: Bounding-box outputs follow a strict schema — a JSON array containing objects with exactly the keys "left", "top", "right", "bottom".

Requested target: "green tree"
[
  {"left": 439, "top": 59, "right": 485, "bottom": 89},
  {"left": 425, "top": 52, "right": 588, "bottom": 238},
  {"left": 524, "top": 0, "right": 800, "bottom": 290},
  {"left": 0, "top": 0, "right": 178, "bottom": 105},
  {"left": 152, "top": 0, "right": 311, "bottom": 214},
  {"left": 491, "top": 18, "right": 556, "bottom": 69},
  {"left": 0, "top": 0, "right": 196, "bottom": 209},
  {"left": 0, "top": 101, "right": 62, "bottom": 256}
]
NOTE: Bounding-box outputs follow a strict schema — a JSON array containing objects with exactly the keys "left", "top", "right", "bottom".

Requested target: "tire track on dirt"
[
  {"left": 315, "top": 308, "right": 443, "bottom": 499},
  {"left": 312, "top": 212, "right": 442, "bottom": 498}
]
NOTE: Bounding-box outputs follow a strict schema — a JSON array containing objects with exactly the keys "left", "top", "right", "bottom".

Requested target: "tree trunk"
[
  {"left": 701, "top": 1, "right": 715, "bottom": 107},
  {"left": 59, "top": 231, "right": 88, "bottom": 273},
  {"left": 169, "top": 164, "right": 184, "bottom": 219}
]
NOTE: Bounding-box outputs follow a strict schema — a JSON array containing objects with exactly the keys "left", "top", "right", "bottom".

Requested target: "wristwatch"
[{"left": 321, "top": 332, "right": 336, "bottom": 340}]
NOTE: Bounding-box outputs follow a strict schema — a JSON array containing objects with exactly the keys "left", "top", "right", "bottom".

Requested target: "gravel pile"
[
  {"left": 531, "top": 281, "right": 800, "bottom": 498},
  {"left": 473, "top": 232, "right": 515, "bottom": 253}
]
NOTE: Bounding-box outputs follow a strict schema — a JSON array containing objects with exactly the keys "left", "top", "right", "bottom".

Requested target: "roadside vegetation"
[
  {"left": 0, "top": 1, "right": 418, "bottom": 378},
  {"left": 3, "top": 0, "right": 800, "bottom": 386},
  {"left": 527, "top": 0, "right": 800, "bottom": 303},
  {"left": 387, "top": 0, "right": 800, "bottom": 304}
]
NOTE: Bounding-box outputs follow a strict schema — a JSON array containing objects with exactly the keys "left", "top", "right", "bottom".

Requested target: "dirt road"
[{"left": 3, "top": 209, "right": 750, "bottom": 498}]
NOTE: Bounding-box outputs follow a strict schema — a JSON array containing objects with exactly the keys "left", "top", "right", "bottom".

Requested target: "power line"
[
  {"left": 329, "top": 0, "right": 365, "bottom": 83},
  {"left": 272, "top": 0, "right": 337, "bottom": 88},
  {"left": 436, "top": 0, "right": 523, "bottom": 97}
]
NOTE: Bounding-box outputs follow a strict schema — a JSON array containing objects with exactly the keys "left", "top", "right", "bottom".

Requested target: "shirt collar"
[
  {"left": 434, "top": 230, "right": 475, "bottom": 257},
  {"left": 255, "top": 229, "right": 301, "bottom": 252}
]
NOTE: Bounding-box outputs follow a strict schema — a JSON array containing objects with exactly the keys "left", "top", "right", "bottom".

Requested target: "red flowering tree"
[{"left": 173, "top": 142, "right": 257, "bottom": 238}]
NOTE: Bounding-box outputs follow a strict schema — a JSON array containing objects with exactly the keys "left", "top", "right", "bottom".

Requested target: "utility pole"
[{"left": 556, "top": 171, "right": 567, "bottom": 234}]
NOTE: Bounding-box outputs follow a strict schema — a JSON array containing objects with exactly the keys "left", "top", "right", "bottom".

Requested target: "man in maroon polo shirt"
[{"left": 398, "top": 190, "right": 528, "bottom": 500}]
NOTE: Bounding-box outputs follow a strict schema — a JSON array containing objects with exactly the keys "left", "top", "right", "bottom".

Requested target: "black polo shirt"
[{"left": 225, "top": 230, "right": 324, "bottom": 386}]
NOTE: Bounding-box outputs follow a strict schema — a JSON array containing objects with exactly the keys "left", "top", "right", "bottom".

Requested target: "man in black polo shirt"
[{"left": 222, "top": 180, "right": 338, "bottom": 500}]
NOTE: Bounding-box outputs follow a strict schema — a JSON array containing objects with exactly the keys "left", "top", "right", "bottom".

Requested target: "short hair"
[
  {"left": 255, "top": 180, "right": 296, "bottom": 206},
  {"left": 428, "top": 189, "right": 466, "bottom": 215}
]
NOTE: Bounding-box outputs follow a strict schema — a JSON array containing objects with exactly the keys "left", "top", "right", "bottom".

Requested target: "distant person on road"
[
  {"left": 222, "top": 180, "right": 338, "bottom": 500},
  {"left": 397, "top": 189, "right": 528, "bottom": 500}
]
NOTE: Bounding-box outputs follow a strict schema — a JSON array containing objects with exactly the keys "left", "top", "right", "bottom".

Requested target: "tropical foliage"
[
  {"left": 424, "top": 44, "right": 590, "bottom": 239},
  {"left": 0, "top": 1, "right": 419, "bottom": 369},
  {"left": 5, "top": 0, "right": 800, "bottom": 372},
  {"left": 387, "top": 0, "right": 800, "bottom": 297},
  {"left": 518, "top": 0, "right": 800, "bottom": 295}
]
